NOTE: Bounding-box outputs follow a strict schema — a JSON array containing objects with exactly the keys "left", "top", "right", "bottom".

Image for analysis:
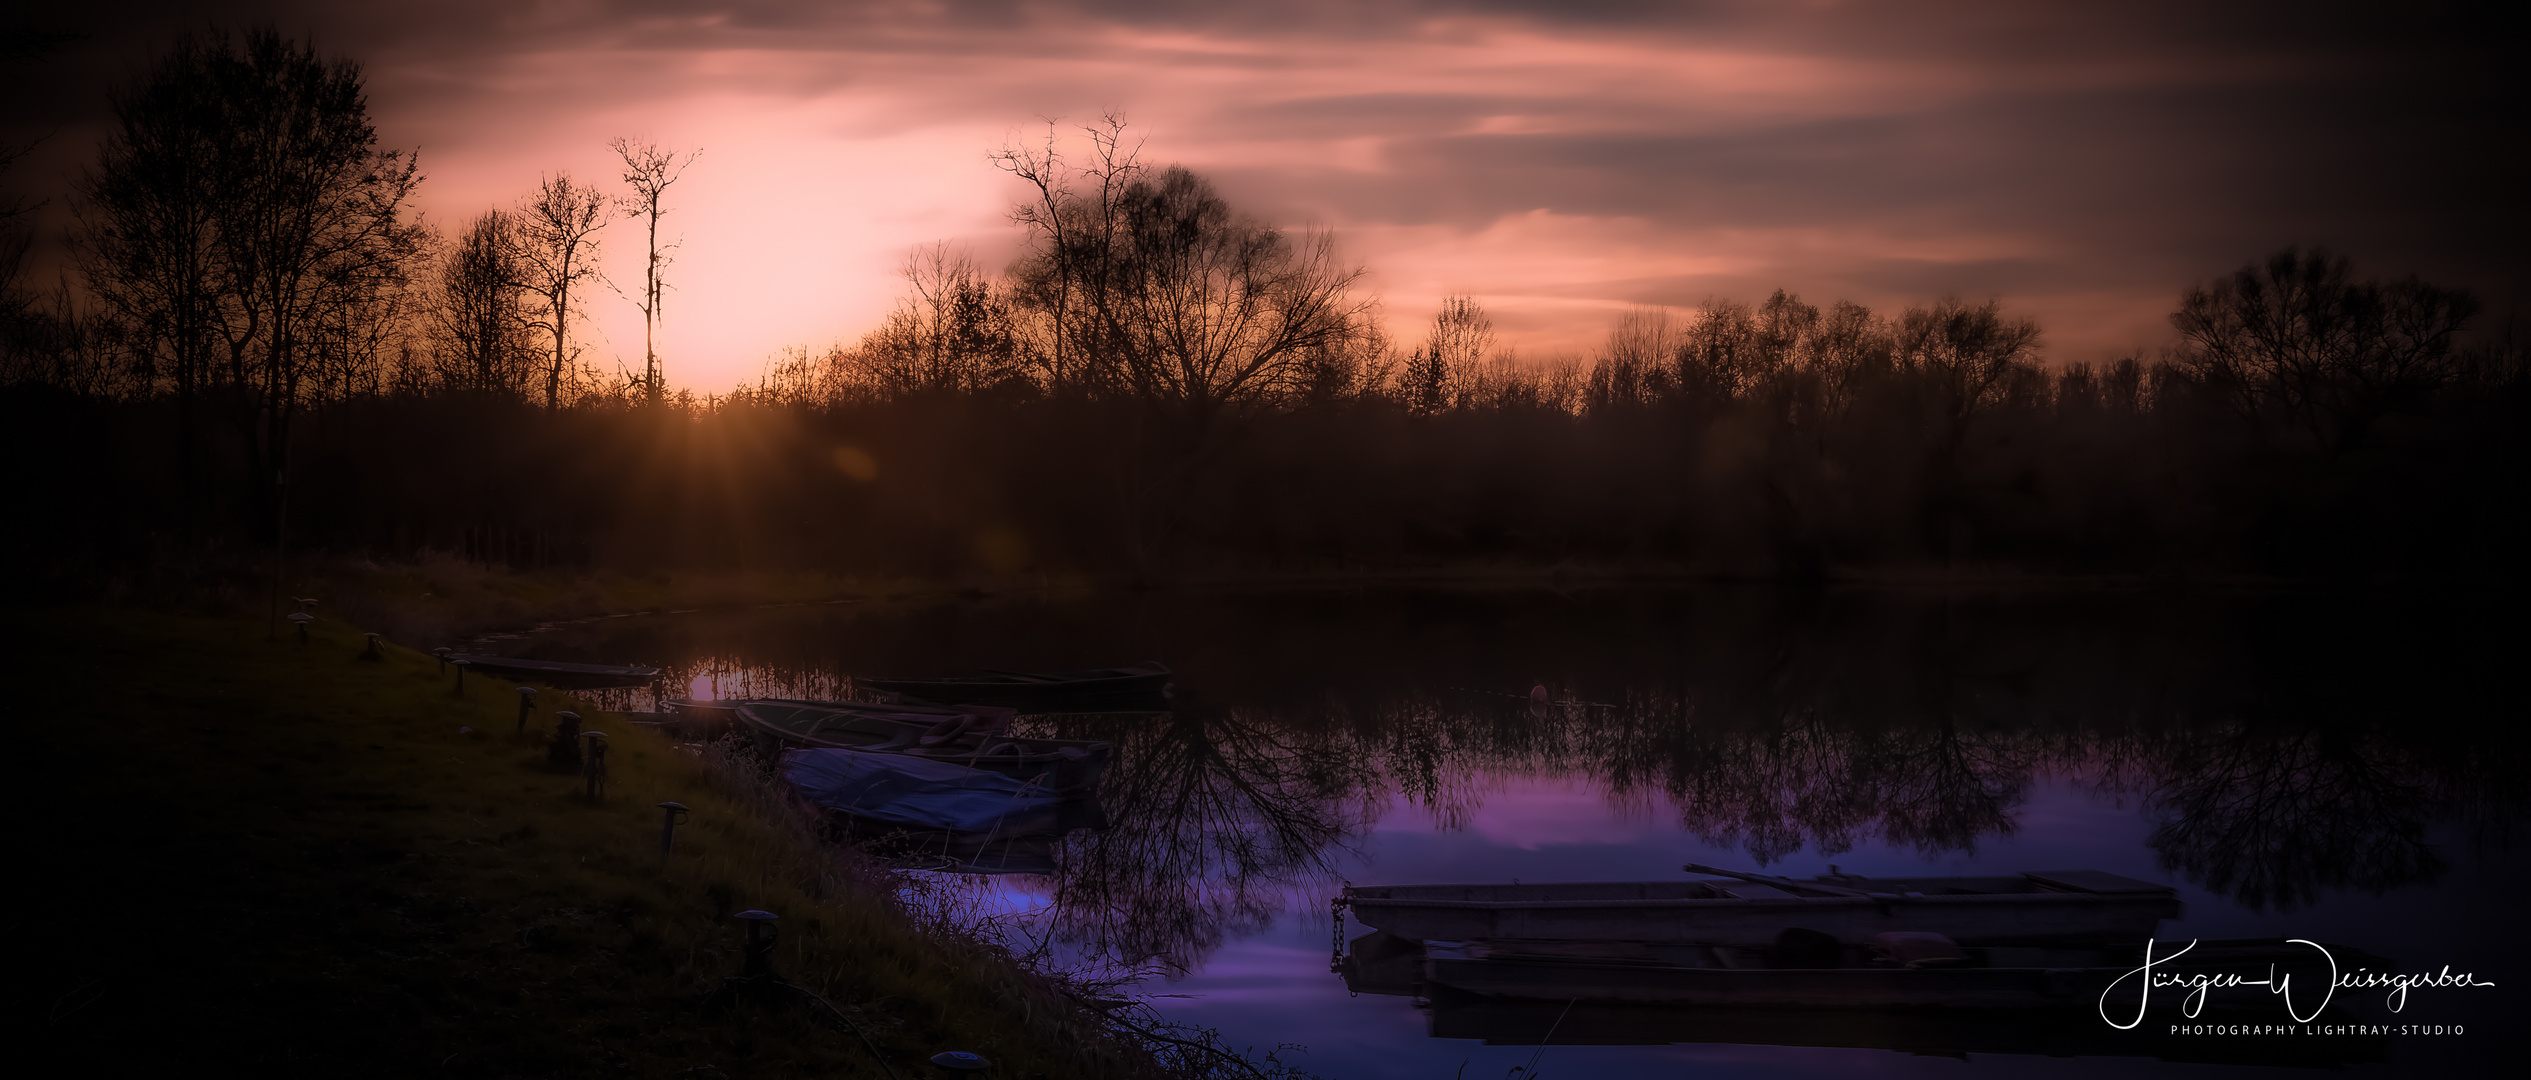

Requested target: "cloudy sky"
[{"left": 6, "top": 1, "right": 2522, "bottom": 392}]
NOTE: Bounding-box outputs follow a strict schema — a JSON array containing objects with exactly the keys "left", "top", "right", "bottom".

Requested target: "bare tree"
[
  {"left": 428, "top": 210, "right": 536, "bottom": 397},
  {"left": 513, "top": 172, "right": 606, "bottom": 409},
  {"left": 1894, "top": 296, "right": 2042, "bottom": 441},
  {"left": 1587, "top": 307, "right": 1680, "bottom": 412},
  {"left": 1800, "top": 299, "right": 1892, "bottom": 422},
  {"left": 999, "top": 118, "right": 1369, "bottom": 430},
  {"left": 76, "top": 28, "right": 426, "bottom": 530},
  {"left": 994, "top": 115, "right": 1145, "bottom": 396},
  {"left": 74, "top": 34, "right": 224, "bottom": 518},
  {"left": 1404, "top": 293, "right": 1491, "bottom": 415},
  {"left": 2171, "top": 246, "right": 2476, "bottom": 458},
  {"left": 609, "top": 138, "right": 698, "bottom": 405}
]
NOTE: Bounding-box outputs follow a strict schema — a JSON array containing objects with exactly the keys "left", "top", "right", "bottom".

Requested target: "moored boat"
[
  {"left": 1417, "top": 935, "right": 2373, "bottom": 1010},
  {"left": 783, "top": 748, "right": 1082, "bottom": 834},
  {"left": 1335, "top": 929, "right": 2388, "bottom": 1066},
  {"left": 669, "top": 697, "right": 1014, "bottom": 733},
  {"left": 439, "top": 652, "right": 660, "bottom": 688},
  {"left": 1341, "top": 867, "right": 2181, "bottom": 947},
  {"left": 738, "top": 701, "right": 1109, "bottom": 791},
  {"left": 857, "top": 662, "right": 1172, "bottom": 711}
]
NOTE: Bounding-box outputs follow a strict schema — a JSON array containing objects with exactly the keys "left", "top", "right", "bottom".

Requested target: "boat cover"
[{"left": 782, "top": 748, "right": 1060, "bottom": 833}]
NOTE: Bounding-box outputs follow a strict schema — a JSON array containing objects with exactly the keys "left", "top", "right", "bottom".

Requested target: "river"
[{"left": 502, "top": 585, "right": 2522, "bottom": 1078}]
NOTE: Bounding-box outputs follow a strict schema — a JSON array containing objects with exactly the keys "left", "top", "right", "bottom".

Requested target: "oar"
[{"left": 1682, "top": 862, "right": 1874, "bottom": 899}]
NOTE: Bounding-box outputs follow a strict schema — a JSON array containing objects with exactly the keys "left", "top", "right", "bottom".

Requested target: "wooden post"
[
  {"left": 658, "top": 802, "right": 690, "bottom": 863},
  {"left": 551, "top": 711, "right": 582, "bottom": 770},
  {"left": 581, "top": 731, "right": 609, "bottom": 801}
]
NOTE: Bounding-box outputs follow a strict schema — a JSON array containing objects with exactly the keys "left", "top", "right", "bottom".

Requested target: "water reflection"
[
  {"left": 1405, "top": 990, "right": 2389, "bottom": 1067},
  {"left": 1037, "top": 703, "right": 1375, "bottom": 973},
  {"left": 994, "top": 695, "right": 2515, "bottom": 975},
  {"left": 530, "top": 591, "right": 2523, "bottom": 975}
]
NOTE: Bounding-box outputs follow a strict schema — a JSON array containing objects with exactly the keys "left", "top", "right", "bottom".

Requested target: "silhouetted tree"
[
  {"left": 2172, "top": 246, "right": 2477, "bottom": 458},
  {"left": 861, "top": 245, "right": 1025, "bottom": 397},
  {"left": 1895, "top": 297, "right": 2043, "bottom": 441},
  {"left": 75, "top": 27, "right": 425, "bottom": 534},
  {"left": 610, "top": 138, "right": 698, "bottom": 405},
  {"left": 1587, "top": 307, "right": 1682, "bottom": 414},
  {"left": 1405, "top": 293, "right": 1492, "bottom": 415},
  {"left": 999, "top": 119, "right": 1369, "bottom": 432},
  {"left": 513, "top": 172, "right": 607, "bottom": 409},
  {"left": 427, "top": 210, "right": 537, "bottom": 398}
]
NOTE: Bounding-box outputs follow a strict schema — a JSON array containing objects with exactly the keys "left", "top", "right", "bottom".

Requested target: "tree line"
[{"left": 1, "top": 33, "right": 2522, "bottom": 597}]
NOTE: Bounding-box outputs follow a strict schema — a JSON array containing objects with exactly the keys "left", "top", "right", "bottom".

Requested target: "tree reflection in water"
[
  {"left": 1037, "top": 703, "right": 1375, "bottom": 975},
  {"left": 1027, "top": 680, "right": 2518, "bottom": 973},
  {"left": 536, "top": 593, "right": 2524, "bottom": 973},
  {"left": 2138, "top": 722, "right": 2448, "bottom": 911}
]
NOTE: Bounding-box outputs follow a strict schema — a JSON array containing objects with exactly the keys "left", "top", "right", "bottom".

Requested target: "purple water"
[{"left": 531, "top": 588, "right": 2523, "bottom": 1076}]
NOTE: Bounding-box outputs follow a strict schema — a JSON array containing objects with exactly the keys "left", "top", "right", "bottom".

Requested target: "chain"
[{"left": 1328, "top": 893, "right": 1349, "bottom": 971}]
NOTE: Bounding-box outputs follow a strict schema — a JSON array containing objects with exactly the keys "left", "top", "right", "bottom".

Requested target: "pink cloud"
[{"left": 8, "top": 1, "right": 2513, "bottom": 390}]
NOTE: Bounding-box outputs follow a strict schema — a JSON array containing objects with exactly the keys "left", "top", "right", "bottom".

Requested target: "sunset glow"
[{"left": 9, "top": 1, "right": 2517, "bottom": 391}]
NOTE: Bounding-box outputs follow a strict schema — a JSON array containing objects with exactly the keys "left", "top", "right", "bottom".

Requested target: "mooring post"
[
  {"left": 658, "top": 801, "right": 690, "bottom": 864},
  {"left": 551, "top": 711, "right": 582, "bottom": 770},
  {"left": 735, "top": 910, "right": 779, "bottom": 979},
  {"left": 453, "top": 658, "right": 471, "bottom": 694},
  {"left": 515, "top": 686, "right": 537, "bottom": 734},
  {"left": 581, "top": 730, "right": 609, "bottom": 800}
]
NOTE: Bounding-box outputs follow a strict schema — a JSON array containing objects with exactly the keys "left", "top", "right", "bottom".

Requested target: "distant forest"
[{"left": 3, "top": 30, "right": 2524, "bottom": 598}]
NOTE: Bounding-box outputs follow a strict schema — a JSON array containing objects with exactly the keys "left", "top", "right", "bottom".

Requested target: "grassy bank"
[{"left": 14, "top": 608, "right": 1142, "bottom": 1078}]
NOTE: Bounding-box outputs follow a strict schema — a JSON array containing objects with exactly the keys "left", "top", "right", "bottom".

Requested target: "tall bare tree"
[
  {"left": 1002, "top": 154, "right": 1367, "bottom": 430},
  {"left": 609, "top": 138, "right": 697, "bottom": 405},
  {"left": 994, "top": 115, "right": 1144, "bottom": 396},
  {"left": 1894, "top": 296, "right": 2042, "bottom": 441},
  {"left": 2171, "top": 246, "right": 2476, "bottom": 458},
  {"left": 513, "top": 172, "right": 606, "bottom": 409},
  {"left": 997, "top": 119, "right": 1371, "bottom": 572},
  {"left": 429, "top": 210, "right": 536, "bottom": 397},
  {"left": 77, "top": 27, "right": 425, "bottom": 532},
  {"left": 1588, "top": 307, "right": 1680, "bottom": 412},
  {"left": 1404, "top": 293, "right": 1491, "bottom": 415},
  {"left": 854, "top": 245, "right": 1022, "bottom": 397}
]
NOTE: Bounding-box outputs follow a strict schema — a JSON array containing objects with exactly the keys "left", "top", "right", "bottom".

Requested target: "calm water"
[{"left": 506, "top": 587, "right": 2523, "bottom": 1077}]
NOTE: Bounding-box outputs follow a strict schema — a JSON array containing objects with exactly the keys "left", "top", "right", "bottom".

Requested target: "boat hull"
[
  {"left": 441, "top": 652, "right": 659, "bottom": 688},
  {"left": 738, "top": 702, "right": 1110, "bottom": 792},
  {"left": 1409, "top": 990, "right": 2385, "bottom": 1066},
  {"left": 1420, "top": 938, "right": 2350, "bottom": 1010},
  {"left": 1345, "top": 875, "right": 2181, "bottom": 947},
  {"left": 859, "top": 663, "right": 1171, "bottom": 711},
  {"left": 1425, "top": 953, "right": 2120, "bottom": 1008}
]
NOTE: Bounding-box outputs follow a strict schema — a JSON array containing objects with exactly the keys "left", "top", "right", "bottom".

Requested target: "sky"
[{"left": 5, "top": 1, "right": 2524, "bottom": 393}]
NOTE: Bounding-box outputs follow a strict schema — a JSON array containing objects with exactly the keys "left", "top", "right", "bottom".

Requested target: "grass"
[{"left": 13, "top": 607, "right": 1143, "bottom": 1078}]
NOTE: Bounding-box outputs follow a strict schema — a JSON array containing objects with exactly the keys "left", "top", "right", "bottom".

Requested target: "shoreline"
[{"left": 14, "top": 607, "right": 1161, "bottom": 1078}]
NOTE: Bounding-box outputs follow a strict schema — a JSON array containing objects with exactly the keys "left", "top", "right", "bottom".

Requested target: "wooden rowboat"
[
  {"left": 1337, "top": 930, "right": 2388, "bottom": 1065},
  {"left": 857, "top": 662, "right": 1172, "bottom": 711},
  {"left": 668, "top": 697, "right": 1014, "bottom": 734},
  {"left": 737, "top": 702, "right": 1109, "bottom": 792},
  {"left": 1417, "top": 935, "right": 2373, "bottom": 1010},
  {"left": 439, "top": 652, "right": 659, "bottom": 688},
  {"left": 1341, "top": 868, "right": 2181, "bottom": 947}
]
